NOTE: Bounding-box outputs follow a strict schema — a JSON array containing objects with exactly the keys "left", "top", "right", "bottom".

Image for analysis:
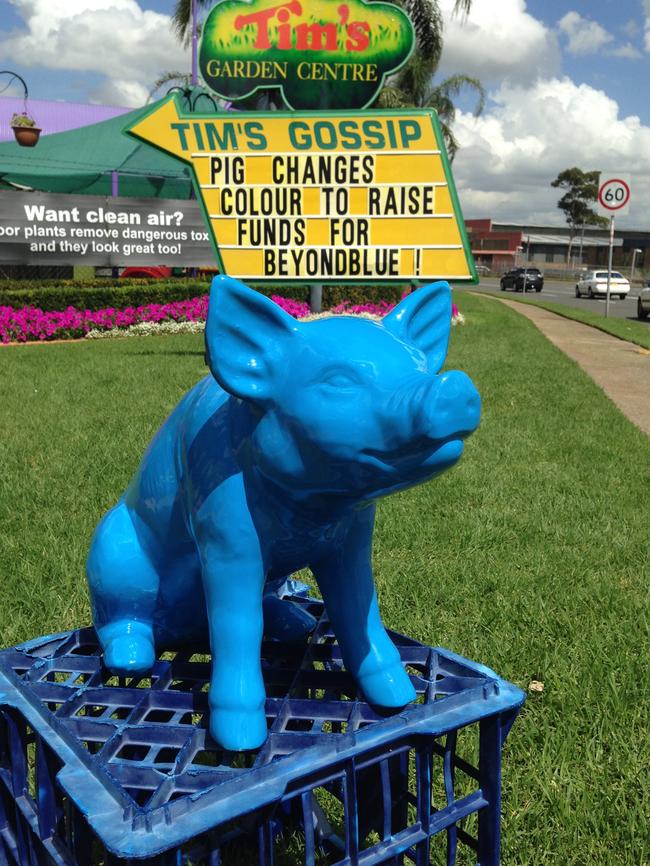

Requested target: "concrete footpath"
[{"left": 492, "top": 297, "right": 650, "bottom": 436}]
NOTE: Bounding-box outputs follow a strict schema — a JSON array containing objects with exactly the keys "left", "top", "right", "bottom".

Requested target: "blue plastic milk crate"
[{"left": 0, "top": 595, "right": 524, "bottom": 866}]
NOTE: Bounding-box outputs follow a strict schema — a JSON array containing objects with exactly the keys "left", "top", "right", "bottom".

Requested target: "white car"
[
  {"left": 575, "top": 270, "right": 630, "bottom": 299},
  {"left": 638, "top": 283, "right": 650, "bottom": 320}
]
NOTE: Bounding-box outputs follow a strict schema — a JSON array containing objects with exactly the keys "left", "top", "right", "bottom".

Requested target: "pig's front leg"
[
  {"left": 192, "top": 475, "right": 267, "bottom": 751},
  {"left": 311, "top": 506, "right": 416, "bottom": 708}
]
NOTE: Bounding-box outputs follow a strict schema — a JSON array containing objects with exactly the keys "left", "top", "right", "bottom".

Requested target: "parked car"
[
  {"left": 575, "top": 270, "right": 630, "bottom": 299},
  {"left": 500, "top": 268, "right": 544, "bottom": 292},
  {"left": 475, "top": 264, "right": 491, "bottom": 276},
  {"left": 638, "top": 282, "right": 650, "bottom": 319}
]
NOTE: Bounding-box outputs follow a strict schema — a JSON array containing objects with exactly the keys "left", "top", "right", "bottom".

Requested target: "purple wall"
[{"left": 0, "top": 96, "right": 130, "bottom": 142}]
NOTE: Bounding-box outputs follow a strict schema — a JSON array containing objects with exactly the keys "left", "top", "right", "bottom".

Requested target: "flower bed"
[
  {"left": 251, "top": 296, "right": 462, "bottom": 320},
  {"left": 1, "top": 297, "right": 209, "bottom": 344},
  {"left": 1, "top": 295, "right": 462, "bottom": 344}
]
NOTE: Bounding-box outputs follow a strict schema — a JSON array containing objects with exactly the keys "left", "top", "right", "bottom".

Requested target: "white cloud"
[
  {"left": 452, "top": 77, "right": 650, "bottom": 227},
  {"left": 609, "top": 42, "right": 642, "bottom": 59},
  {"left": 437, "top": 0, "right": 561, "bottom": 87},
  {"left": 0, "top": 0, "right": 189, "bottom": 107},
  {"left": 558, "top": 11, "right": 613, "bottom": 55},
  {"left": 644, "top": 1, "right": 650, "bottom": 51},
  {"left": 621, "top": 19, "right": 640, "bottom": 39},
  {"left": 91, "top": 79, "right": 150, "bottom": 108}
]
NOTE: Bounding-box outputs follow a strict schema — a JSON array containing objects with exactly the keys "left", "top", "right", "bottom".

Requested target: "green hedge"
[
  {"left": 0, "top": 281, "right": 210, "bottom": 312},
  {"left": 0, "top": 277, "right": 195, "bottom": 292},
  {"left": 257, "top": 284, "right": 405, "bottom": 307},
  {"left": 0, "top": 279, "right": 405, "bottom": 312}
]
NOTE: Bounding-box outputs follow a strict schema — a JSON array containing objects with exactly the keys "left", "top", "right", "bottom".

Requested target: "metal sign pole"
[
  {"left": 606, "top": 215, "right": 615, "bottom": 318},
  {"left": 522, "top": 236, "right": 530, "bottom": 293},
  {"left": 310, "top": 284, "right": 323, "bottom": 313},
  {"left": 191, "top": 0, "right": 198, "bottom": 86}
]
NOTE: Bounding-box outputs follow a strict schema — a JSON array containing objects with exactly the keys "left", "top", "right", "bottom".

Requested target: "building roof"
[
  {"left": 469, "top": 219, "right": 648, "bottom": 242},
  {"left": 523, "top": 232, "right": 622, "bottom": 248},
  {"left": 0, "top": 96, "right": 129, "bottom": 142}
]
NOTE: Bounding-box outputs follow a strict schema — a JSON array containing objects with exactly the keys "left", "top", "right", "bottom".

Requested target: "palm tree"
[
  {"left": 170, "top": 0, "right": 215, "bottom": 90},
  {"left": 171, "top": 0, "right": 211, "bottom": 46},
  {"left": 165, "top": 0, "right": 281, "bottom": 108},
  {"left": 148, "top": 71, "right": 191, "bottom": 103},
  {"left": 378, "top": 0, "right": 484, "bottom": 160},
  {"left": 377, "top": 61, "right": 484, "bottom": 161},
  {"left": 397, "top": 0, "right": 472, "bottom": 66}
]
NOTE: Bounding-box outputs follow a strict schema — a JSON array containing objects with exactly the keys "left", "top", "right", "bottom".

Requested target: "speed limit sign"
[{"left": 597, "top": 174, "right": 631, "bottom": 216}]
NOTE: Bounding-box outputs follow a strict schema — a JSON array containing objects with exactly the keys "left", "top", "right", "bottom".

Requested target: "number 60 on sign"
[{"left": 597, "top": 174, "right": 631, "bottom": 217}]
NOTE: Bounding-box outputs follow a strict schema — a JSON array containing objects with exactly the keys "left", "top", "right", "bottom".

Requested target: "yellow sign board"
[{"left": 127, "top": 96, "right": 476, "bottom": 282}]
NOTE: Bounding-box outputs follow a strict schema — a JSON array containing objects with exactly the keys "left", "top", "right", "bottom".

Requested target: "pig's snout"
[{"left": 417, "top": 371, "right": 481, "bottom": 442}]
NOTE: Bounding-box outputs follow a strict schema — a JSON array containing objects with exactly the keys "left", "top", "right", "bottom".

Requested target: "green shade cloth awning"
[{"left": 0, "top": 89, "right": 218, "bottom": 198}]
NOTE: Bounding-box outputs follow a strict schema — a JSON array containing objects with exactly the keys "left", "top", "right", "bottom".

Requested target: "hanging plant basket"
[
  {"left": 12, "top": 126, "right": 41, "bottom": 147},
  {"left": 10, "top": 112, "right": 40, "bottom": 147}
]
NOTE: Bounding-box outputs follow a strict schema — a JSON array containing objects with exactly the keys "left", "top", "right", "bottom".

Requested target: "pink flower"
[{"left": 0, "top": 293, "right": 462, "bottom": 343}]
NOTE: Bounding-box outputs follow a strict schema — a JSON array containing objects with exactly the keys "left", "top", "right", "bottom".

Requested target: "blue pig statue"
[{"left": 87, "top": 275, "right": 480, "bottom": 750}]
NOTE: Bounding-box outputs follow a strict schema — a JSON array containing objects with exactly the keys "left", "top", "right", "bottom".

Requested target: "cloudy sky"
[{"left": 1, "top": 0, "right": 649, "bottom": 226}]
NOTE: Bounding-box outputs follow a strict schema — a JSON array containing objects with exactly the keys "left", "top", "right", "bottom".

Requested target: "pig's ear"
[
  {"left": 382, "top": 281, "right": 451, "bottom": 373},
  {"left": 205, "top": 275, "right": 300, "bottom": 403}
]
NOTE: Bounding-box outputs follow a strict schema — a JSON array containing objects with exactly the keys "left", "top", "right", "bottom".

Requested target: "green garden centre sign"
[{"left": 199, "top": 0, "right": 415, "bottom": 110}]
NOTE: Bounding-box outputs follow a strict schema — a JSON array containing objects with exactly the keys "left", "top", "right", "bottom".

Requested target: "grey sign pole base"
[{"left": 310, "top": 283, "right": 323, "bottom": 314}]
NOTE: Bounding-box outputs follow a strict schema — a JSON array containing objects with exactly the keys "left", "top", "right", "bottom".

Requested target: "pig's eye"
[{"left": 323, "top": 372, "right": 358, "bottom": 388}]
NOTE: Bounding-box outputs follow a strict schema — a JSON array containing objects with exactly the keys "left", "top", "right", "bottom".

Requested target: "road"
[{"left": 469, "top": 277, "right": 649, "bottom": 327}]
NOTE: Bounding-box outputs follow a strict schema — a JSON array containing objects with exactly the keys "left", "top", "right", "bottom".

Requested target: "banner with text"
[
  {"left": 127, "top": 97, "right": 477, "bottom": 282},
  {"left": 0, "top": 192, "right": 215, "bottom": 267}
]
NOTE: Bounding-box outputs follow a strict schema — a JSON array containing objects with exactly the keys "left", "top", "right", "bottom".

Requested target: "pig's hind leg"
[{"left": 86, "top": 501, "right": 158, "bottom": 674}]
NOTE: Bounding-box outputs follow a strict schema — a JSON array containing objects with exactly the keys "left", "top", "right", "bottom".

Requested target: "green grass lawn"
[
  {"left": 464, "top": 286, "right": 650, "bottom": 349},
  {"left": 1, "top": 293, "right": 649, "bottom": 864}
]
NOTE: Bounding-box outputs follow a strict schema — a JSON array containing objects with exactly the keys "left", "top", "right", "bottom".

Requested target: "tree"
[
  {"left": 165, "top": 0, "right": 283, "bottom": 108},
  {"left": 147, "top": 0, "right": 210, "bottom": 102},
  {"left": 376, "top": 60, "right": 484, "bottom": 161},
  {"left": 376, "top": 0, "right": 484, "bottom": 160},
  {"left": 551, "top": 167, "right": 609, "bottom": 263},
  {"left": 397, "top": 0, "right": 468, "bottom": 68},
  {"left": 149, "top": 71, "right": 191, "bottom": 102},
  {"left": 171, "top": 0, "right": 210, "bottom": 46}
]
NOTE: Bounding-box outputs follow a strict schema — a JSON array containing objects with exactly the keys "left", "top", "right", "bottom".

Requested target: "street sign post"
[
  {"left": 597, "top": 173, "right": 631, "bottom": 317},
  {"left": 597, "top": 175, "right": 631, "bottom": 217}
]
